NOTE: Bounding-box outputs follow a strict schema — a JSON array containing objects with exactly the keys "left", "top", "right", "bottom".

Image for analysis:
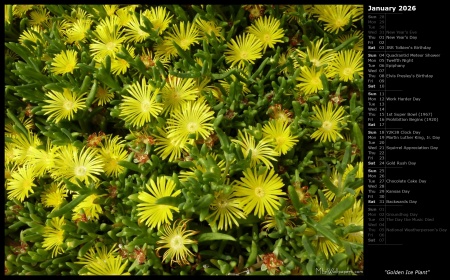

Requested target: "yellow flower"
[
  {"left": 89, "top": 16, "right": 126, "bottom": 62},
  {"left": 308, "top": 197, "right": 344, "bottom": 260},
  {"left": 195, "top": 18, "right": 224, "bottom": 41},
  {"left": 76, "top": 243, "right": 130, "bottom": 275},
  {"left": 13, "top": 5, "right": 33, "bottom": 18},
  {"left": 98, "top": 135, "right": 128, "bottom": 178},
  {"left": 262, "top": 119, "right": 299, "bottom": 155},
  {"left": 232, "top": 130, "right": 278, "bottom": 169},
  {"left": 161, "top": 75, "right": 199, "bottom": 115},
  {"left": 165, "top": 99, "right": 215, "bottom": 146},
  {"left": 323, "top": 163, "right": 362, "bottom": 202},
  {"left": 327, "top": 49, "right": 363, "bottom": 82},
  {"left": 51, "top": 49, "right": 79, "bottom": 75},
  {"left": 63, "top": 6, "right": 92, "bottom": 23},
  {"left": 164, "top": 21, "right": 200, "bottom": 56},
  {"left": 247, "top": 15, "right": 285, "bottom": 52},
  {"left": 153, "top": 127, "right": 193, "bottom": 163},
  {"left": 28, "top": 6, "right": 50, "bottom": 27},
  {"left": 195, "top": 76, "right": 220, "bottom": 98},
  {"left": 119, "top": 78, "right": 163, "bottom": 127},
  {"left": 52, "top": 145, "right": 104, "bottom": 184},
  {"left": 313, "top": 236, "right": 343, "bottom": 259},
  {"left": 5, "top": 116, "right": 35, "bottom": 139},
  {"left": 27, "top": 140, "right": 59, "bottom": 178},
  {"left": 53, "top": 19, "right": 71, "bottom": 38},
  {"left": 310, "top": 196, "right": 329, "bottom": 222},
  {"left": 137, "top": 176, "right": 181, "bottom": 229},
  {"left": 65, "top": 18, "right": 93, "bottom": 44},
  {"left": 233, "top": 167, "right": 285, "bottom": 218},
  {"left": 76, "top": 243, "right": 117, "bottom": 265},
  {"left": 296, "top": 66, "right": 324, "bottom": 95},
  {"left": 310, "top": 101, "right": 346, "bottom": 143},
  {"left": 206, "top": 190, "right": 246, "bottom": 231},
  {"left": 85, "top": 255, "right": 130, "bottom": 275},
  {"left": 294, "top": 38, "right": 336, "bottom": 74},
  {"left": 123, "top": 12, "right": 151, "bottom": 43},
  {"left": 103, "top": 5, "right": 119, "bottom": 17},
  {"left": 225, "top": 33, "right": 263, "bottom": 68},
  {"left": 4, "top": 142, "right": 16, "bottom": 166},
  {"left": 93, "top": 85, "right": 114, "bottom": 106},
  {"left": 4, "top": 163, "right": 17, "bottom": 187},
  {"left": 336, "top": 198, "right": 363, "bottom": 244},
  {"left": 323, "top": 168, "right": 341, "bottom": 202},
  {"left": 41, "top": 183, "right": 68, "bottom": 211},
  {"left": 111, "top": 45, "right": 135, "bottom": 75},
  {"left": 42, "top": 217, "right": 66, "bottom": 258},
  {"left": 350, "top": 5, "right": 364, "bottom": 22},
  {"left": 72, "top": 193, "right": 106, "bottom": 221},
  {"left": 275, "top": 50, "right": 293, "bottom": 76},
  {"left": 115, "top": 6, "right": 136, "bottom": 26},
  {"left": 312, "top": 5, "right": 357, "bottom": 34},
  {"left": 154, "top": 37, "right": 179, "bottom": 60},
  {"left": 142, "top": 6, "right": 173, "bottom": 35},
  {"left": 10, "top": 130, "right": 42, "bottom": 165},
  {"left": 338, "top": 30, "right": 363, "bottom": 52},
  {"left": 42, "top": 88, "right": 87, "bottom": 123},
  {"left": 19, "top": 26, "right": 44, "bottom": 49},
  {"left": 354, "top": 162, "right": 364, "bottom": 196},
  {"left": 6, "top": 165, "right": 36, "bottom": 202},
  {"left": 156, "top": 219, "right": 199, "bottom": 266}
]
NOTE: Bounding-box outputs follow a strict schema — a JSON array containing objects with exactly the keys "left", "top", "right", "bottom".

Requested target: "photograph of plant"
[{"left": 4, "top": 4, "right": 364, "bottom": 276}]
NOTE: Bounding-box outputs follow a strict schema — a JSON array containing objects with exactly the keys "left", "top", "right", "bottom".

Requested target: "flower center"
[
  {"left": 179, "top": 39, "right": 189, "bottom": 49},
  {"left": 141, "top": 100, "right": 151, "bottom": 112},
  {"left": 217, "top": 199, "right": 228, "bottom": 208},
  {"left": 170, "top": 138, "right": 179, "bottom": 146},
  {"left": 249, "top": 148, "right": 259, "bottom": 158},
  {"left": 49, "top": 192, "right": 64, "bottom": 206},
  {"left": 342, "top": 67, "right": 353, "bottom": 77},
  {"left": 255, "top": 187, "right": 265, "bottom": 198},
  {"left": 106, "top": 41, "right": 116, "bottom": 51},
  {"left": 63, "top": 101, "right": 74, "bottom": 111},
  {"left": 170, "top": 235, "right": 184, "bottom": 250},
  {"left": 75, "top": 166, "right": 87, "bottom": 176},
  {"left": 322, "top": 121, "right": 333, "bottom": 131},
  {"left": 152, "top": 21, "right": 162, "bottom": 30},
  {"left": 263, "top": 34, "right": 271, "bottom": 42},
  {"left": 275, "top": 113, "right": 288, "bottom": 122},
  {"left": 186, "top": 122, "right": 199, "bottom": 133},
  {"left": 65, "top": 63, "right": 76, "bottom": 73},
  {"left": 334, "top": 18, "right": 346, "bottom": 28},
  {"left": 240, "top": 51, "right": 248, "bottom": 59},
  {"left": 310, "top": 58, "right": 320, "bottom": 67},
  {"left": 311, "top": 77, "right": 321, "bottom": 86},
  {"left": 108, "top": 158, "right": 118, "bottom": 168},
  {"left": 97, "top": 87, "right": 108, "bottom": 98},
  {"left": 275, "top": 136, "right": 286, "bottom": 146},
  {"left": 23, "top": 179, "right": 33, "bottom": 190},
  {"left": 169, "top": 90, "right": 181, "bottom": 103}
]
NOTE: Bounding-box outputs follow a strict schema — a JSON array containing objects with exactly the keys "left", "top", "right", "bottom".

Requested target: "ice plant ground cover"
[{"left": 4, "top": 4, "right": 364, "bottom": 276}]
